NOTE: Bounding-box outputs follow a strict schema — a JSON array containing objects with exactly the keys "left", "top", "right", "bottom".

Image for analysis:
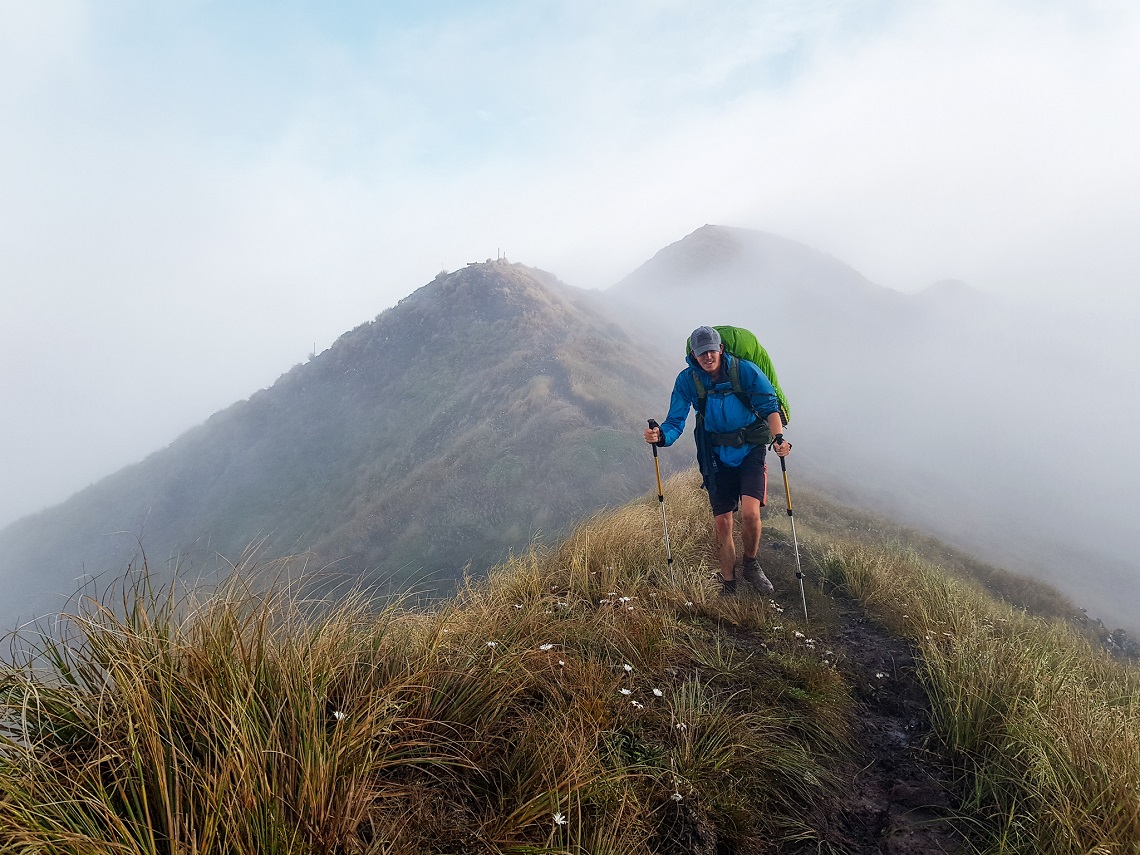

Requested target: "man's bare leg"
[
  {"left": 714, "top": 511, "right": 736, "bottom": 581},
  {"left": 740, "top": 495, "right": 762, "bottom": 560},
  {"left": 739, "top": 495, "right": 774, "bottom": 593}
]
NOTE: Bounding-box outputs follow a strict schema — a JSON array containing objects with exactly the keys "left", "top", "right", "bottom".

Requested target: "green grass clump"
[
  {"left": 1, "top": 473, "right": 847, "bottom": 854},
  {"left": 820, "top": 541, "right": 1140, "bottom": 853}
]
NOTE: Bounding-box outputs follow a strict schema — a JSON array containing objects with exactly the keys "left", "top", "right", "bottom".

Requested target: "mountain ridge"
[{"left": 0, "top": 260, "right": 674, "bottom": 625}]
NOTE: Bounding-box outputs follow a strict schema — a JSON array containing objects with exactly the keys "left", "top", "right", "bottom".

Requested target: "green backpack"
[{"left": 685, "top": 325, "right": 790, "bottom": 426}]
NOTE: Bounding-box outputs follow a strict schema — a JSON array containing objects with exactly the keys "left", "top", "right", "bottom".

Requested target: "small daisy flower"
[{"left": 553, "top": 812, "right": 567, "bottom": 826}]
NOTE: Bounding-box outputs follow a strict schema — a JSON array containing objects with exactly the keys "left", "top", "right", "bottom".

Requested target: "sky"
[{"left": 2, "top": 0, "right": 1139, "bottom": 529}]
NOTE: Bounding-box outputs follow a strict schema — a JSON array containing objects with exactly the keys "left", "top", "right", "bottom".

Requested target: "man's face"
[{"left": 694, "top": 347, "right": 723, "bottom": 374}]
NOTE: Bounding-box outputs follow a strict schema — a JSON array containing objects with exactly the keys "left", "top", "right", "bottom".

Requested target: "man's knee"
[
  {"left": 714, "top": 511, "right": 734, "bottom": 539},
  {"left": 740, "top": 497, "right": 762, "bottom": 527}
]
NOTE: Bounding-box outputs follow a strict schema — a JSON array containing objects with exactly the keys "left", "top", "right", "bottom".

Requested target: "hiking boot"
[
  {"left": 741, "top": 557, "right": 774, "bottom": 594},
  {"left": 718, "top": 577, "right": 739, "bottom": 597}
]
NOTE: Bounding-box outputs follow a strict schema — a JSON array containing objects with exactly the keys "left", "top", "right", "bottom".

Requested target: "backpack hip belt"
[{"left": 707, "top": 419, "right": 772, "bottom": 448}]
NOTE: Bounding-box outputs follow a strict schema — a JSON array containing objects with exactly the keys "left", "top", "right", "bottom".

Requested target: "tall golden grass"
[{"left": 1, "top": 473, "right": 846, "bottom": 854}]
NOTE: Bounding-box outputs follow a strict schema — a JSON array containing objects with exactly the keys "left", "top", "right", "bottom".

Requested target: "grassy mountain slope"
[
  {"left": 0, "top": 262, "right": 674, "bottom": 625},
  {"left": 3, "top": 472, "right": 1136, "bottom": 854}
]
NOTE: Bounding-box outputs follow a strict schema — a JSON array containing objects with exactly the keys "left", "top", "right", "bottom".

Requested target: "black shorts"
[{"left": 709, "top": 445, "right": 768, "bottom": 517}]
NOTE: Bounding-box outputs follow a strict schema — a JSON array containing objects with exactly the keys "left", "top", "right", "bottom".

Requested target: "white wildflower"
[
  {"left": 631, "top": 700, "right": 644, "bottom": 709},
  {"left": 653, "top": 688, "right": 664, "bottom": 697},
  {"left": 794, "top": 631, "right": 805, "bottom": 639},
  {"left": 558, "top": 660, "right": 566, "bottom": 666},
  {"left": 619, "top": 688, "right": 632, "bottom": 695},
  {"left": 332, "top": 711, "right": 347, "bottom": 722},
  {"left": 875, "top": 672, "right": 887, "bottom": 679},
  {"left": 486, "top": 641, "right": 498, "bottom": 649},
  {"left": 619, "top": 596, "right": 631, "bottom": 603},
  {"left": 623, "top": 663, "right": 633, "bottom": 672},
  {"left": 684, "top": 601, "right": 694, "bottom": 607},
  {"left": 627, "top": 606, "right": 635, "bottom": 611},
  {"left": 514, "top": 604, "right": 523, "bottom": 610},
  {"left": 539, "top": 643, "right": 554, "bottom": 651},
  {"left": 670, "top": 793, "right": 683, "bottom": 802},
  {"left": 553, "top": 812, "right": 567, "bottom": 826},
  {"left": 674, "top": 722, "right": 688, "bottom": 731}
]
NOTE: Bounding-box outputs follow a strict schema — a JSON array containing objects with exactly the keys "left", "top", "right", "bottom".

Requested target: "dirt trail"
[
  {"left": 766, "top": 542, "right": 967, "bottom": 854},
  {"left": 814, "top": 603, "right": 964, "bottom": 854}
]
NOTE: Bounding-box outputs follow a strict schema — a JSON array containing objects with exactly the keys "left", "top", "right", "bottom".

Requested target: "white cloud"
[{"left": 1, "top": 0, "right": 1138, "bottom": 526}]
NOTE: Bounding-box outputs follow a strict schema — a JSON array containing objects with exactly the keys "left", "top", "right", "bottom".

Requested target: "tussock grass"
[
  {"left": 821, "top": 541, "right": 1140, "bottom": 853},
  {"left": 1, "top": 473, "right": 847, "bottom": 854}
]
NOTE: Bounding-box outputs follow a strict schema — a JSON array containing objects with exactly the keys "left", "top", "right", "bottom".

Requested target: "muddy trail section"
[{"left": 768, "top": 541, "right": 969, "bottom": 855}]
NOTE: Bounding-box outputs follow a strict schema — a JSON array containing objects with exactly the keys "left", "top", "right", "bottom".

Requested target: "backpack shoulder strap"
[
  {"left": 690, "top": 369, "right": 708, "bottom": 415},
  {"left": 727, "top": 358, "right": 761, "bottom": 420}
]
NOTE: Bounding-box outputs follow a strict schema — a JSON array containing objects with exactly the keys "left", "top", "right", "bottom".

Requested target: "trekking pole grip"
[{"left": 647, "top": 419, "right": 661, "bottom": 458}]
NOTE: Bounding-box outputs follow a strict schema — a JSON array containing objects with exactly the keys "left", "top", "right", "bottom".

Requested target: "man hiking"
[{"left": 644, "top": 325, "right": 791, "bottom": 596}]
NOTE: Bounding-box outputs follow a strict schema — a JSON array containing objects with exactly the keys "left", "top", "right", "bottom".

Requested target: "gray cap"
[{"left": 689, "top": 326, "right": 722, "bottom": 357}]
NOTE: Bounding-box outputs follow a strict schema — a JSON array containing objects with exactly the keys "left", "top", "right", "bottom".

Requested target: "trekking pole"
[
  {"left": 777, "top": 453, "right": 809, "bottom": 622},
  {"left": 646, "top": 420, "right": 674, "bottom": 571}
]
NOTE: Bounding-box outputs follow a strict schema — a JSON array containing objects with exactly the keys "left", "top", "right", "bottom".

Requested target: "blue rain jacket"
[{"left": 658, "top": 353, "right": 782, "bottom": 468}]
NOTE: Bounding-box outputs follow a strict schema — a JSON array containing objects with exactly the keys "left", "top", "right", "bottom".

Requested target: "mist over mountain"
[
  {"left": 0, "top": 261, "right": 674, "bottom": 627},
  {"left": 2, "top": 226, "right": 1134, "bottom": 636},
  {"left": 609, "top": 225, "right": 1138, "bottom": 632}
]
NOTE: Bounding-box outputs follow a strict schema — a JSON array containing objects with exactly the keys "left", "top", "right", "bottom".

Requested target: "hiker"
[{"left": 644, "top": 325, "right": 791, "bottom": 596}]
